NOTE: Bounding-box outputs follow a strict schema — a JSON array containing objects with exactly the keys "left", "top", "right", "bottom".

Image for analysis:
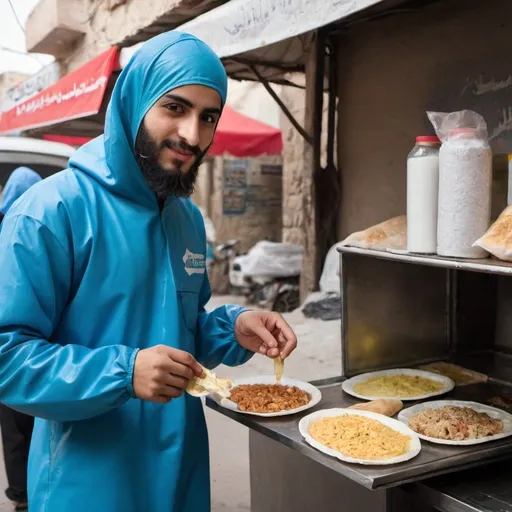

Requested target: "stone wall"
[
  {"left": 279, "top": 81, "right": 306, "bottom": 246},
  {"left": 279, "top": 75, "right": 337, "bottom": 249},
  {"left": 193, "top": 155, "right": 282, "bottom": 253}
]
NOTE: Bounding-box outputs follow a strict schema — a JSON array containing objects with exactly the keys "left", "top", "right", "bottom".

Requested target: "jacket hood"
[{"left": 69, "top": 31, "right": 227, "bottom": 208}]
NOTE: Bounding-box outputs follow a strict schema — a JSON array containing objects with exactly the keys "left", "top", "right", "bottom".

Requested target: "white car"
[{"left": 0, "top": 136, "right": 76, "bottom": 188}]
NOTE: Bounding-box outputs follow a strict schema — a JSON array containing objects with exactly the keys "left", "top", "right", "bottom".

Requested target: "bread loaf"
[
  {"left": 348, "top": 399, "right": 403, "bottom": 417},
  {"left": 340, "top": 216, "right": 406, "bottom": 252},
  {"left": 473, "top": 205, "right": 512, "bottom": 261}
]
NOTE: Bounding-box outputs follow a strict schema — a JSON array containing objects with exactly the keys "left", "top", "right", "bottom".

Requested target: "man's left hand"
[{"left": 234, "top": 311, "right": 297, "bottom": 359}]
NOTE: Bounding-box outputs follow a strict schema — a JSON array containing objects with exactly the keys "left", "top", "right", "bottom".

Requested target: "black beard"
[{"left": 134, "top": 123, "right": 207, "bottom": 200}]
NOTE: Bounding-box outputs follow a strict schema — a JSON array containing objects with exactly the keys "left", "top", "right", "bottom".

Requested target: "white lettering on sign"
[
  {"left": 2, "top": 62, "right": 61, "bottom": 112},
  {"left": 14, "top": 76, "right": 108, "bottom": 117}
]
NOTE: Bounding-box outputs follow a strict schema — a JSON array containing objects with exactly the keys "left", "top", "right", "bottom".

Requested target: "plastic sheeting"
[
  {"left": 197, "top": 207, "right": 217, "bottom": 243},
  {"left": 302, "top": 292, "right": 341, "bottom": 321},
  {"left": 319, "top": 242, "right": 342, "bottom": 294},
  {"left": 233, "top": 241, "right": 302, "bottom": 278}
]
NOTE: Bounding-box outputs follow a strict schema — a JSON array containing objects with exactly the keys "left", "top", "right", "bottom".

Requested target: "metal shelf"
[{"left": 337, "top": 246, "right": 512, "bottom": 276}]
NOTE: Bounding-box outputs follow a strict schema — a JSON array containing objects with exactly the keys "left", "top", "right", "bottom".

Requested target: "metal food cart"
[
  {"left": 207, "top": 247, "right": 512, "bottom": 512},
  {"left": 192, "top": 0, "right": 512, "bottom": 509}
]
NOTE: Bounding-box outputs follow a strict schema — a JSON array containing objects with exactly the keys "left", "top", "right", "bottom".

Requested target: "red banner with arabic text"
[{"left": 0, "top": 47, "right": 118, "bottom": 134}]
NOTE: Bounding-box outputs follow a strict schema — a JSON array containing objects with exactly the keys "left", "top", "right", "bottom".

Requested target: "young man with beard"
[{"left": 0, "top": 31, "right": 297, "bottom": 512}]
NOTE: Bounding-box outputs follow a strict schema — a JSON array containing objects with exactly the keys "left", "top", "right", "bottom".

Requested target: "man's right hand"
[{"left": 133, "top": 345, "right": 203, "bottom": 403}]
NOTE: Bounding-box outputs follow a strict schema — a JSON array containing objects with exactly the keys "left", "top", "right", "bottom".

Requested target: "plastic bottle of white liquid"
[{"left": 407, "top": 136, "right": 441, "bottom": 254}]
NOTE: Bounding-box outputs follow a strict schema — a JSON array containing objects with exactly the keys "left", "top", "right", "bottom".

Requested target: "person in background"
[
  {"left": 0, "top": 166, "right": 42, "bottom": 511},
  {"left": 0, "top": 167, "right": 41, "bottom": 218}
]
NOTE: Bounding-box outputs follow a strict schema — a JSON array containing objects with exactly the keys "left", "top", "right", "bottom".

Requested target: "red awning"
[
  {"left": 43, "top": 134, "right": 93, "bottom": 147},
  {"left": 0, "top": 47, "right": 118, "bottom": 135},
  {"left": 209, "top": 106, "right": 282, "bottom": 157}
]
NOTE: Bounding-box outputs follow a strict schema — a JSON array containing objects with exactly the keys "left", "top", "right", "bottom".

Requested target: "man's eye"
[
  {"left": 202, "top": 114, "right": 215, "bottom": 124},
  {"left": 166, "top": 103, "right": 184, "bottom": 113}
]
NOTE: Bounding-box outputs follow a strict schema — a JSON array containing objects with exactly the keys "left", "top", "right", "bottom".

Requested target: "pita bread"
[
  {"left": 340, "top": 216, "right": 406, "bottom": 251},
  {"left": 348, "top": 399, "right": 403, "bottom": 417},
  {"left": 186, "top": 365, "right": 232, "bottom": 398}
]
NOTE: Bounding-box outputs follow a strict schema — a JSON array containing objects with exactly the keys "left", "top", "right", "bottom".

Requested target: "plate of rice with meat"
[
  {"left": 299, "top": 408, "right": 421, "bottom": 465},
  {"left": 211, "top": 375, "right": 322, "bottom": 417},
  {"left": 398, "top": 400, "right": 512, "bottom": 445}
]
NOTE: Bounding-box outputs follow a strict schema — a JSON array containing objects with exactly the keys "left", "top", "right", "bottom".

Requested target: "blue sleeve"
[
  {"left": 194, "top": 272, "right": 253, "bottom": 369},
  {"left": 0, "top": 214, "right": 138, "bottom": 422}
]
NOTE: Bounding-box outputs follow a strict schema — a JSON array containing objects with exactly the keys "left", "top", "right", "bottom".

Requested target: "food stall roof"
[{"left": 120, "top": 0, "right": 434, "bottom": 83}]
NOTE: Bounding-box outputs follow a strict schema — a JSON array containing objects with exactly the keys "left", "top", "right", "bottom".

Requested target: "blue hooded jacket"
[
  {"left": 0, "top": 166, "right": 41, "bottom": 214},
  {"left": 0, "top": 32, "right": 250, "bottom": 512}
]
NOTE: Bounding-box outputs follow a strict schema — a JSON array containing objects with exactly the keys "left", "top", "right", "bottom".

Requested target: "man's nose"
[{"left": 178, "top": 116, "right": 200, "bottom": 148}]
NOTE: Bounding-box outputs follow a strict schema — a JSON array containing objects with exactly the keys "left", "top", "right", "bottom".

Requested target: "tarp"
[
  {"left": 0, "top": 47, "right": 118, "bottom": 135},
  {"left": 210, "top": 106, "right": 282, "bottom": 156}
]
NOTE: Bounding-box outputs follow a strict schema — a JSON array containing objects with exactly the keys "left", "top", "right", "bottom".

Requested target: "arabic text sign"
[
  {"left": 178, "top": 0, "right": 386, "bottom": 58},
  {"left": 223, "top": 159, "right": 248, "bottom": 215},
  {"left": 0, "top": 47, "right": 118, "bottom": 134},
  {"left": 2, "top": 62, "right": 61, "bottom": 113}
]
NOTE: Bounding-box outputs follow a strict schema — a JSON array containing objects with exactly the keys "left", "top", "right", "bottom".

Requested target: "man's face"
[{"left": 134, "top": 84, "right": 222, "bottom": 199}]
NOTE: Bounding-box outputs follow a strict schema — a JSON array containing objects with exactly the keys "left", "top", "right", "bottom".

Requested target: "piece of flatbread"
[
  {"left": 340, "top": 216, "right": 406, "bottom": 252},
  {"left": 474, "top": 205, "right": 512, "bottom": 261},
  {"left": 419, "top": 362, "right": 487, "bottom": 386},
  {"left": 186, "top": 365, "right": 232, "bottom": 398},
  {"left": 348, "top": 399, "right": 403, "bottom": 417},
  {"left": 274, "top": 357, "right": 284, "bottom": 384}
]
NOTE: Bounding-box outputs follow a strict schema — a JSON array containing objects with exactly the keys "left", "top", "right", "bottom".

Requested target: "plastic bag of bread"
[
  {"left": 473, "top": 205, "right": 512, "bottom": 261},
  {"left": 339, "top": 216, "right": 406, "bottom": 252}
]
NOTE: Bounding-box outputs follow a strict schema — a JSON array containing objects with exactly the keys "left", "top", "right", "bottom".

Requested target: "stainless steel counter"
[
  {"left": 205, "top": 374, "right": 512, "bottom": 491},
  {"left": 405, "top": 460, "right": 512, "bottom": 512}
]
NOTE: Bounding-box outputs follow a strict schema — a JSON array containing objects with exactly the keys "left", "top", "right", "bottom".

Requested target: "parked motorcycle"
[{"left": 229, "top": 241, "right": 302, "bottom": 313}]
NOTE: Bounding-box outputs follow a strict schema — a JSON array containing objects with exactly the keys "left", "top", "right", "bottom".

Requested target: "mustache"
[{"left": 160, "top": 139, "right": 201, "bottom": 156}]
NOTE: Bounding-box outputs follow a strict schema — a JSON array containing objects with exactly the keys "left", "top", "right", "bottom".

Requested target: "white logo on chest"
[{"left": 183, "top": 248, "right": 206, "bottom": 276}]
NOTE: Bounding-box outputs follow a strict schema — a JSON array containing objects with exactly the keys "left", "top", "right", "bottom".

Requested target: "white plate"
[
  {"left": 210, "top": 375, "right": 322, "bottom": 417},
  {"left": 342, "top": 368, "right": 455, "bottom": 401},
  {"left": 299, "top": 408, "right": 421, "bottom": 465},
  {"left": 398, "top": 400, "right": 512, "bottom": 446}
]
